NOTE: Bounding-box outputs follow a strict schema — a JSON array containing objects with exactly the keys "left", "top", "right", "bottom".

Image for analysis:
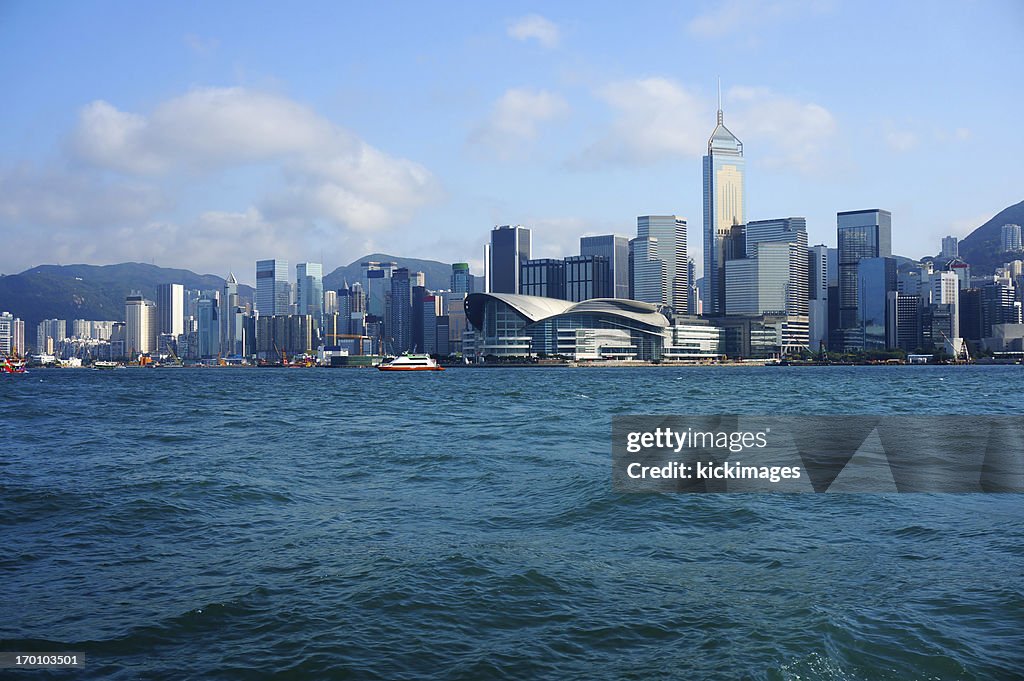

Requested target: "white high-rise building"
[
  {"left": 1000, "top": 224, "right": 1022, "bottom": 253},
  {"left": 35, "top": 319, "right": 66, "bottom": 353},
  {"left": 1, "top": 311, "right": 26, "bottom": 357},
  {"left": 157, "top": 283, "right": 185, "bottom": 337},
  {"left": 323, "top": 290, "right": 338, "bottom": 315},
  {"left": 125, "top": 294, "right": 158, "bottom": 356}
]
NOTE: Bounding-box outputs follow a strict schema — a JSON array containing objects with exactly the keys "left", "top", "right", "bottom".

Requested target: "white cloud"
[
  {"left": 0, "top": 163, "right": 165, "bottom": 229},
  {"left": 687, "top": 0, "right": 835, "bottom": 38},
  {"left": 470, "top": 88, "right": 569, "bottom": 160},
  {"left": 726, "top": 86, "right": 837, "bottom": 172},
  {"left": 529, "top": 217, "right": 592, "bottom": 259},
  {"left": 574, "top": 79, "right": 836, "bottom": 173},
  {"left": 68, "top": 87, "right": 437, "bottom": 227},
  {"left": 0, "top": 86, "right": 440, "bottom": 275},
  {"left": 507, "top": 14, "right": 560, "bottom": 48},
  {"left": 70, "top": 87, "right": 337, "bottom": 173},
  {"left": 573, "top": 78, "right": 710, "bottom": 167}
]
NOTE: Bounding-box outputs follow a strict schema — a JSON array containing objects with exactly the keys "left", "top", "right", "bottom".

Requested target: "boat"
[
  {"left": 377, "top": 353, "right": 445, "bottom": 372},
  {"left": 94, "top": 360, "right": 120, "bottom": 370},
  {"left": 1, "top": 356, "right": 27, "bottom": 374}
]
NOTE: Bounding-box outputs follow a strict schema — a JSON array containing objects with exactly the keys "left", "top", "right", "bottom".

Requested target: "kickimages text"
[{"left": 626, "top": 427, "right": 770, "bottom": 454}]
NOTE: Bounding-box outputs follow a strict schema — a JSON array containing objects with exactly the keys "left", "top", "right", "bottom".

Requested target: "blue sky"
[{"left": 1, "top": 0, "right": 1022, "bottom": 284}]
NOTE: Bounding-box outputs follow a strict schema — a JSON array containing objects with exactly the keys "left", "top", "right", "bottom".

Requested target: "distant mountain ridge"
[
  {"left": 0, "top": 263, "right": 254, "bottom": 343},
  {"left": 323, "top": 253, "right": 466, "bottom": 293}
]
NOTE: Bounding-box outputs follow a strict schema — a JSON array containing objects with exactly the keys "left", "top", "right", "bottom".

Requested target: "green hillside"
[
  {"left": 951, "top": 199, "right": 1024, "bottom": 274},
  {"left": 0, "top": 263, "right": 253, "bottom": 347}
]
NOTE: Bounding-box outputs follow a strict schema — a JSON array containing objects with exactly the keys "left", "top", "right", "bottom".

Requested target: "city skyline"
[{"left": 1, "top": 2, "right": 1023, "bottom": 283}]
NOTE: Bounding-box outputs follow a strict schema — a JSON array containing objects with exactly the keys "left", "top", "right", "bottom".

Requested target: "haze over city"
[{"left": 2, "top": 0, "right": 1022, "bottom": 284}]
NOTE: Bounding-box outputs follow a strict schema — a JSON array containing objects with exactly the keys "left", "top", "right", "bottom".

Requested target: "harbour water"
[{"left": 2, "top": 366, "right": 1023, "bottom": 679}]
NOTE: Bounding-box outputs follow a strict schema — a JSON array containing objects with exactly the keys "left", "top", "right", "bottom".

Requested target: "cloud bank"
[{"left": 0, "top": 87, "right": 438, "bottom": 278}]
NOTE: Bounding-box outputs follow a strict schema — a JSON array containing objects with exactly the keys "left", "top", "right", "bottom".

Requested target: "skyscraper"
[
  {"left": 580, "top": 235, "right": 630, "bottom": 299},
  {"left": 886, "top": 292, "right": 922, "bottom": 352},
  {"left": 1001, "top": 224, "right": 1022, "bottom": 253},
  {"left": 389, "top": 268, "right": 413, "bottom": 352},
  {"left": 741, "top": 217, "right": 809, "bottom": 316},
  {"left": 220, "top": 274, "right": 239, "bottom": 356},
  {"left": 296, "top": 262, "right": 324, "bottom": 316},
  {"left": 745, "top": 218, "right": 808, "bottom": 258},
  {"left": 125, "top": 294, "right": 157, "bottom": 356},
  {"left": 725, "top": 242, "right": 805, "bottom": 317},
  {"left": 940, "top": 235, "right": 959, "bottom": 260},
  {"left": 702, "top": 92, "right": 746, "bottom": 315},
  {"left": 687, "top": 259, "right": 700, "bottom": 315},
  {"left": 362, "top": 261, "right": 397, "bottom": 318},
  {"left": 629, "top": 236, "right": 666, "bottom": 306},
  {"left": 256, "top": 259, "right": 290, "bottom": 317},
  {"left": 157, "top": 283, "right": 184, "bottom": 337},
  {"left": 520, "top": 258, "right": 566, "bottom": 299},
  {"left": 856, "top": 256, "right": 897, "bottom": 349},
  {"left": 489, "top": 225, "right": 531, "bottom": 294},
  {"left": 450, "top": 263, "right": 475, "bottom": 294},
  {"left": 807, "top": 245, "right": 829, "bottom": 351},
  {"left": 34, "top": 319, "right": 66, "bottom": 354},
  {"left": 0, "top": 311, "right": 26, "bottom": 357},
  {"left": 196, "top": 295, "right": 220, "bottom": 358},
  {"left": 837, "top": 209, "right": 892, "bottom": 348},
  {"left": 637, "top": 215, "right": 687, "bottom": 311},
  {"left": 563, "top": 255, "right": 611, "bottom": 302}
]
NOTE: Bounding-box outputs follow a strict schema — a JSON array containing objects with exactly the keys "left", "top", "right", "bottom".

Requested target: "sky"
[{"left": 1, "top": 0, "right": 1022, "bottom": 285}]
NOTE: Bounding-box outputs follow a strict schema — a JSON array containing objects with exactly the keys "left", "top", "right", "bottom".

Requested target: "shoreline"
[{"left": 22, "top": 360, "right": 1018, "bottom": 370}]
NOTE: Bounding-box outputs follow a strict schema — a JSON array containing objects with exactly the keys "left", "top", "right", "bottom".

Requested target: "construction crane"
[
  {"left": 272, "top": 342, "right": 287, "bottom": 366},
  {"left": 938, "top": 330, "right": 971, "bottom": 363},
  {"left": 166, "top": 343, "right": 183, "bottom": 366}
]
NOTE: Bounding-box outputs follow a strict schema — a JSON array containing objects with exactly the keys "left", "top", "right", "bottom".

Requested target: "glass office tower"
[
  {"left": 703, "top": 103, "right": 745, "bottom": 315},
  {"left": 837, "top": 209, "right": 892, "bottom": 348}
]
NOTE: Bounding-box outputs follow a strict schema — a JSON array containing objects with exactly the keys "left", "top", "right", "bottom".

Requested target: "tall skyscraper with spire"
[{"left": 702, "top": 82, "right": 746, "bottom": 315}]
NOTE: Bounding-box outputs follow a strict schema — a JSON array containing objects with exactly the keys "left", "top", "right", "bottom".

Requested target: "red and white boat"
[{"left": 1, "top": 355, "right": 27, "bottom": 374}]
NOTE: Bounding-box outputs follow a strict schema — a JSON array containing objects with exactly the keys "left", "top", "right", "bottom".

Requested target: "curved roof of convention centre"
[
  {"left": 464, "top": 292, "right": 574, "bottom": 327},
  {"left": 464, "top": 293, "right": 669, "bottom": 330},
  {"left": 565, "top": 298, "right": 670, "bottom": 328}
]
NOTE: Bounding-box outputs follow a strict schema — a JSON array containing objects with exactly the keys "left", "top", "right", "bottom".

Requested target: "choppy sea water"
[{"left": 1, "top": 365, "right": 1022, "bottom": 680}]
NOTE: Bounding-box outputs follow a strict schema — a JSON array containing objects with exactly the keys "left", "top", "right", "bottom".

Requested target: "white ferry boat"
[
  {"left": 377, "top": 353, "right": 445, "bottom": 372},
  {"left": 93, "top": 361, "right": 121, "bottom": 370}
]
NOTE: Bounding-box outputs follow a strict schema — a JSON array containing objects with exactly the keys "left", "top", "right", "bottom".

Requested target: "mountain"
[
  {"left": 952, "top": 200, "right": 1024, "bottom": 275},
  {"left": 0, "top": 263, "right": 253, "bottom": 343},
  {"left": 323, "top": 253, "right": 466, "bottom": 292}
]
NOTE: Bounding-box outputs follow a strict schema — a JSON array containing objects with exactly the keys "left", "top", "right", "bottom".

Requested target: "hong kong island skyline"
[
  {"left": 1, "top": 2, "right": 1022, "bottom": 281},
  {"left": 11, "top": 91, "right": 1024, "bottom": 366}
]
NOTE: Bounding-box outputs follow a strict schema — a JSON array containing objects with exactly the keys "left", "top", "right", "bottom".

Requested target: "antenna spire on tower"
[{"left": 717, "top": 77, "right": 723, "bottom": 125}]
